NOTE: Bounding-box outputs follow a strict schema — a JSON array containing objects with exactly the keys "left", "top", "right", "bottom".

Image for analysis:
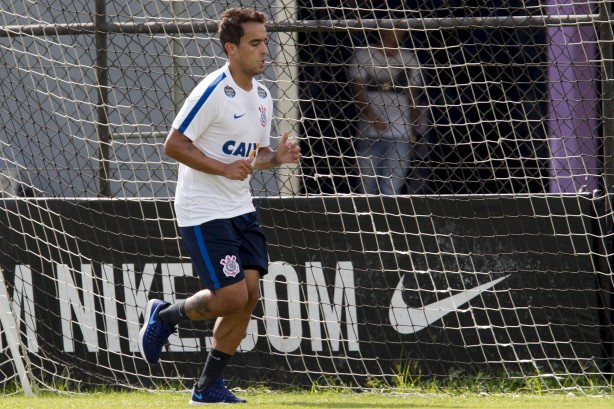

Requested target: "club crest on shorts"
[{"left": 220, "top": 255, "right": 240, "bottom": 277}]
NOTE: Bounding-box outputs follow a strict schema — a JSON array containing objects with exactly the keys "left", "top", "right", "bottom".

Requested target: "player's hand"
[
  {"left": 275, "top": 132, "right": 301, "bottom": 164},
  {"left": 223, "top": 158, "right": 254, "bottom": 180}
]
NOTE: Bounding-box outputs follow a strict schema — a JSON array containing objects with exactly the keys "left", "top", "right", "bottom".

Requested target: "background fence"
[{"left": 0, "top": 0, "right": 612, "bottom": 394}]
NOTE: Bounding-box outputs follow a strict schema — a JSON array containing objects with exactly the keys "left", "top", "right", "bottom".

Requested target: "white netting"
[{"left": 0, "top": 0, "right": 612, "bottom": 394}]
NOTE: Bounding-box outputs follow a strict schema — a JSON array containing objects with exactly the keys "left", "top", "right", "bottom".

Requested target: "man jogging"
[{"left": 138, "top": 7, "right": 301, "bottom": 405}]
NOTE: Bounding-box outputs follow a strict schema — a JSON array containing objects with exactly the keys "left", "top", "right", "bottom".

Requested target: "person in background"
[
  {"left": 137, "top": 7, "right": 301, "bottom": 405},
  {"left": 349, "top": 28, "right": 423, "bottom": 195}
]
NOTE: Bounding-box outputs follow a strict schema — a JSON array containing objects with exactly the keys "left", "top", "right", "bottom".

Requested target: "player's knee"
[
  {"left": 228, "top": 293, "right": 249, "bottom": 312},
  {"left": 218, "top": 284, "right": 249, "bottom": 313}
]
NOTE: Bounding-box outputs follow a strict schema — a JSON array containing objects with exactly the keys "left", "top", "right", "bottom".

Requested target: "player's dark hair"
[{"left": 218, "top": 7, "right": 268, "bottom": 55}]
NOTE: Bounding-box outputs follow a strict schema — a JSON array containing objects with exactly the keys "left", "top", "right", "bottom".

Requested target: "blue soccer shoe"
[
  {"left": 138, "top": 299, "right": 175, "bottom": 364},
  {"left": 189, "top": 379, "right": 247, "bottom": 405}
]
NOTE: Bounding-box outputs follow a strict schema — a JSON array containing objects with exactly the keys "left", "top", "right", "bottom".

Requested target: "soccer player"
[{"left": 138, "top": 7, "right": 301, "bottom": 405}]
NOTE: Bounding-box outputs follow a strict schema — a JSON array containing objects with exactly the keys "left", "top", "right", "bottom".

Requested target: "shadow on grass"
[{"left": 275, "top": 402, "right": 453, "bottom": 408}]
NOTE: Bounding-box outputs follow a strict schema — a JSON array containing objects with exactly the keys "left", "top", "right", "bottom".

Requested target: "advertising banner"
[{"left": 0, "top": 197, "right": 607, "bottom": 387}]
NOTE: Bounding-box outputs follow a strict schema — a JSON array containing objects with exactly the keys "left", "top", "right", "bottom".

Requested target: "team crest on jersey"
[
  {"left": 257, "top": 86, "right": 267, "bottom": 99},
  {"left": 258, "top": 105, "right": 267, "bottom": 128},
  {"left": 220, "top": 255, "right": 240, "bottom": 277},
  {"left": 224, "top": 86, "right": 236, "bottom": 98}
]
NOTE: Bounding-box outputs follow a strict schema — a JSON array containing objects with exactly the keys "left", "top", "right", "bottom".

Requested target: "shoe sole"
[
  {"left": 189, "top": 399, "right": 246, "bottom": 405},
  {"left": 138, "top": 299, "right": 158, "bottom": 364}
]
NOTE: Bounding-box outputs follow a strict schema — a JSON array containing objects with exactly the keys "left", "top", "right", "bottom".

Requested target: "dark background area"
[{"left": 297, "top": 0, "right": 549, "bottom": 195}]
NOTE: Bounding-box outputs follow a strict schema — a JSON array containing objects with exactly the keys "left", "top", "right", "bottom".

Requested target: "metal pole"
[
  {"left": 0, "top": 269, "right": 34, "bottom": 396},
  {"left": 0, "top": 15, "right": 608, "bottom": 37},
  {"left": 600, "top": 1, "right": 614, "bottom": 193},
  {"left": 274, "top": 0, "right": 301, "bottom": 196},
  {"left": 171, "top": 1, "right": 187, "bottom": 114},
  {"left": 95, "top": 0, "right": 111, "bottom": 197},
  {"left": 597, "top": 0, "right": 614, "bottom": 375}
]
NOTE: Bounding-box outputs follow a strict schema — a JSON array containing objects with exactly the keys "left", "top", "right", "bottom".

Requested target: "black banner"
[{"left": 0, "top": 196, "right": 610, "bottom": 387}]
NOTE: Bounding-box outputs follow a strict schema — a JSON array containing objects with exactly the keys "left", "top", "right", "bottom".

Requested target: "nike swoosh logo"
[
  {"left": 148, "top": 303, "right": 162, "bottom": 325},
  {"left": 233, "top": 113, "right": 245, "bottom": 119},
  {"left": 194, "top": 392, "right": 203, "bottom": 400},
  {"left": 389, "top": 274, "right": 509, "bottom": 334}
]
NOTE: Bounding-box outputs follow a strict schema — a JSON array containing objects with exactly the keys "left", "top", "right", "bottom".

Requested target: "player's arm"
[
  {"left": 253, "top": 132, "right": 301, "bottom": 170},
  {"left": 164, "top": 128, "right": 254, "bottom": 181}
]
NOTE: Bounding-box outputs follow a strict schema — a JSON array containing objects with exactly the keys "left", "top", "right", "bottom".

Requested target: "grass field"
[{"left": 4, "top": 390, "right": 613, "bottom": 409}]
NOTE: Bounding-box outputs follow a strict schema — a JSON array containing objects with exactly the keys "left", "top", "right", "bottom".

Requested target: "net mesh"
[{"left": 0, "top": 0, "right": 612, "bottom": 394}]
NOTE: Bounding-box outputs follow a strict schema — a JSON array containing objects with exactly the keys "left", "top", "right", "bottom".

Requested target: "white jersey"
[{"left": 171, "top": 64, "right": 273, "bottom": 227}]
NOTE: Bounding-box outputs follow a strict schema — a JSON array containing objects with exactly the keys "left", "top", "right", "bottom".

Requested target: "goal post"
[
  {"left": 0, "top": 267, "right": 33, "bottom": 396},
  {"left": 0, "top": 0, "right": 613, "bottom": 394}
]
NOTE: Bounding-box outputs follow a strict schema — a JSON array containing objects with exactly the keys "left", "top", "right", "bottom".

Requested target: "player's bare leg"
[
  {"left": 209, "top": 269, "right": 260, "bottom": 354},
  {"left": 184, "top": 279, "right": 251, "bottom": 322},
  {"left": 189, "top": 269, "right": 260, "bottom": 405}
]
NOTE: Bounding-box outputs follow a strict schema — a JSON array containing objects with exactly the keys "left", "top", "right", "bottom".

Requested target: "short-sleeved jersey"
[{"left": 171, "top": 64, "right": 273, "bottom": 227}]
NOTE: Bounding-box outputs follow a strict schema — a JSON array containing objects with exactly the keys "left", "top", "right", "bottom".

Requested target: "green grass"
[
  {"left": 3, "top": 366, "right": 613, "bottom": 408},
  {"left": 3, "top": 390, "right": 614, "bottom": 409}
]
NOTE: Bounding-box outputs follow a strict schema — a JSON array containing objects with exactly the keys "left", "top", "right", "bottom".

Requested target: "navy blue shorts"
[{"left": 179, "top": 212, "right": 269, "bottom": 290}]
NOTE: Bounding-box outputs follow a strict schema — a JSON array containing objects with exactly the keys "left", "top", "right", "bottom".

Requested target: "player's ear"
[{"left": 224, "top": 42, "right": 238, "bottom": 55}]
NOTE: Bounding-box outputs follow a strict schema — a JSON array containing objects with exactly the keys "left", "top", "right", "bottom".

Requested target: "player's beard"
[{"left": 241, "top": 61, "right": 265, "bottom": 79}]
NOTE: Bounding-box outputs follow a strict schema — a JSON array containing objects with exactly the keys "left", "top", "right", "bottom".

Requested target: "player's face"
[{"left": 234, "top": 22, "right": 268, "bottom": 77}]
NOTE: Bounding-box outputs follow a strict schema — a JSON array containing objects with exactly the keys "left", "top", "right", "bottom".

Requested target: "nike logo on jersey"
[
  {"left": 233, "top": 113, "right": 245, "bottom": 119},
  {"left": 389, "top": 274, "right": 509, "bottom": 334}
]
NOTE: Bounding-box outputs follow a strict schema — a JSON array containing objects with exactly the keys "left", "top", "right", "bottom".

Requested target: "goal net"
[{"left": 0, "top": 0, "right": 612, "bottom": 394}]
